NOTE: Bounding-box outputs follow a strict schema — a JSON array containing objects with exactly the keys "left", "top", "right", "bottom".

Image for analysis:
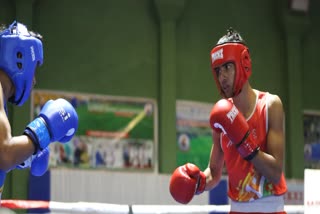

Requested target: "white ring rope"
[{"left": 1, "top": 200, "right": 305, "bottom": 214}]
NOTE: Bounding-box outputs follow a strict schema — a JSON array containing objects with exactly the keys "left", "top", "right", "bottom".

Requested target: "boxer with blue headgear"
[
  {"left": 0, "top": 21, "right": 79, "bottom": 199},
  {"left": 0, "top": 21, "right": 43, "bottom": 106}
]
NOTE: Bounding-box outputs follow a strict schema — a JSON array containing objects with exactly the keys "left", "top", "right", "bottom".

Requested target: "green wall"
[{"left": 1, "top": 0, "right": 320, "bottom": 200}]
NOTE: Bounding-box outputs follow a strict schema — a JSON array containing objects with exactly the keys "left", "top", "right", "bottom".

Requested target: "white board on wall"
[{"left": 304, "top": 169, "right": 320, "bottom": 214}]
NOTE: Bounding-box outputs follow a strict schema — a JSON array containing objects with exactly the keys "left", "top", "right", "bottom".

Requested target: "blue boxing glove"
[
  {"left": 24, "top": 98, "right": 78, "bottom": 151},
  {"left": 30, "top": 147, "right": 50, "bottom": 176},
  {"left": 16, "top": 147, "right": 50, "bottom": 176}
]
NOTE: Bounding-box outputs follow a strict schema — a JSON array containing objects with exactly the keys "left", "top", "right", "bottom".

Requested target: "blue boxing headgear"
[{"left": 0, "top": 21, "right": 43, "bottom": 106}]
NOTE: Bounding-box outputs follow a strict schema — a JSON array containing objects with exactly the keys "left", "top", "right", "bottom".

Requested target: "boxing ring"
[
  {"left": 1, "top": 199, "right": 305, "bottom": 213},
  {"left": 13, "top": 169, "right": 308, "bottom": 214}
]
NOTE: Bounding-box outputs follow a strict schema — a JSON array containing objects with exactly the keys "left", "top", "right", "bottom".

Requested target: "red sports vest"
[{"left": 220, "top": 91, "right": 287, "bottom": 202}]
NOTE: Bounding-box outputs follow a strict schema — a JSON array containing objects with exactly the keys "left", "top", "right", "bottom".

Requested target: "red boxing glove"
[
  {"left": 209, "top": 99, "right": 260, "bottom": 160},
  {"left": 169, "top": 163, "right": 206, "bottom": 204}
]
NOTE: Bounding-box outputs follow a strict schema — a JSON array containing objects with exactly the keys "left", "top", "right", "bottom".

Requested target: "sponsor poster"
[
  {"left": 31, "top": 90, "right": 157, "bottom": 172},
  {"left": 176, "top": 100, "right": 213, "bottom": 171},
  {"left": 304, "top": 110, "right": 320, "bottom": 169}
]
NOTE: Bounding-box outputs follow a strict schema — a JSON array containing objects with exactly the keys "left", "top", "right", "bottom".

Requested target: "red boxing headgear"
[{"left": 210, "top": 29, "right": 251, "bottom": 97}]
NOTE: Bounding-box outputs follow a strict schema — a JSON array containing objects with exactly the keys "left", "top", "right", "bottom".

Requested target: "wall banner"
[
  {"left": 176, "top": 100, "right": 213, "bottom": 171},
  {"left": 32, "top": 90, "right": 158, "bottom": 172}
]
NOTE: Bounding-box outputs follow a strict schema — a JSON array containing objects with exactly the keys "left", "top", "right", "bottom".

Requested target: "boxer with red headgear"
[
  {"left": 0, "top": 21, "right": 79, "bottom": 200},
  {"left": 170, "top": 28, "right": 288, "bottom": 214},
  {"left": 210, "top": 28, "right": 251, "bottom": 97}
]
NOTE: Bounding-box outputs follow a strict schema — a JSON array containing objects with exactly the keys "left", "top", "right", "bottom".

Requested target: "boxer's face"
[
  {"left": 0, "top": 69, "right": 15, "bottom": 100},
  {"left": 214, "top": 62, "right": 235, "bottom": 98}
]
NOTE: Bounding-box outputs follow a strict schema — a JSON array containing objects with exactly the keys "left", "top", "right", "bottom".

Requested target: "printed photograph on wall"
[
  {"left": 176, "top": 100, "right": 213, "bottom": 171},
  {"left": 32, "top": 90, "right": 157, "bottom": 172},
  {"left": 304, "top": 110, "right": 320, "bottom": 169}
]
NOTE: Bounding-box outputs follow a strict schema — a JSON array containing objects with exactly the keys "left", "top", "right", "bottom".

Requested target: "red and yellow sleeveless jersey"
[{"left": 220, "top": 91, "right": 287, "bottom": 202}]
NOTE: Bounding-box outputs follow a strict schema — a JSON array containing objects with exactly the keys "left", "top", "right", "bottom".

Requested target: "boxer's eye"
[
  {"left": 214, "top": 67, "right": 221, "bottom": 76},
  {"left": 224, "top": 62, "right": 233, "bottom": 70}
]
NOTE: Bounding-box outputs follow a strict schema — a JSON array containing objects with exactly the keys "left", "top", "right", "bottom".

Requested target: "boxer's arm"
[
  {"left": 251, "top": 94, "right": 285, "bottom": 184},
  {"left": 0, "top": 131, "right": 36, "bottom": 171},
  {"left": 0, "top": 83, "right": 35, "bottom": 171},
  {"left": 203, "top": 129, "right": 224, "bottom": 190}
]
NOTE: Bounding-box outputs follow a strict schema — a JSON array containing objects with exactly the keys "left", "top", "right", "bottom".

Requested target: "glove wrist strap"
[
  {"left": 24, "top": 117, "right": 51, "bottom": 150},
  {"left": 236, "top": 131, "right": 260, "bottom": 161},
  {"left": 195, "top": 171, "right": 206, "bottom": 195}
]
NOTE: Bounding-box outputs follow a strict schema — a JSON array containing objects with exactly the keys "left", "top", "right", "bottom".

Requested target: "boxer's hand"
[
  {"left": 169, "top": 163, "right": 206, "bottom": 204},
  {"left": 209, "top": 99, "right": 259, "bottom": 160},
  {"left": 24, "top": 98, "right": 78, "bottom": 151}
]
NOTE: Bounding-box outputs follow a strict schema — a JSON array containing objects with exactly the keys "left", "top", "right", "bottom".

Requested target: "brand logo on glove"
[
  {"left": 211, "top": 48, "right": 223, "bottom": 64},
  {"left": 226, "top": 105, "right": 238, "bottom": 124},
  {"left": 59, "top": 108, "right": 70, "bottom": 121}
]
